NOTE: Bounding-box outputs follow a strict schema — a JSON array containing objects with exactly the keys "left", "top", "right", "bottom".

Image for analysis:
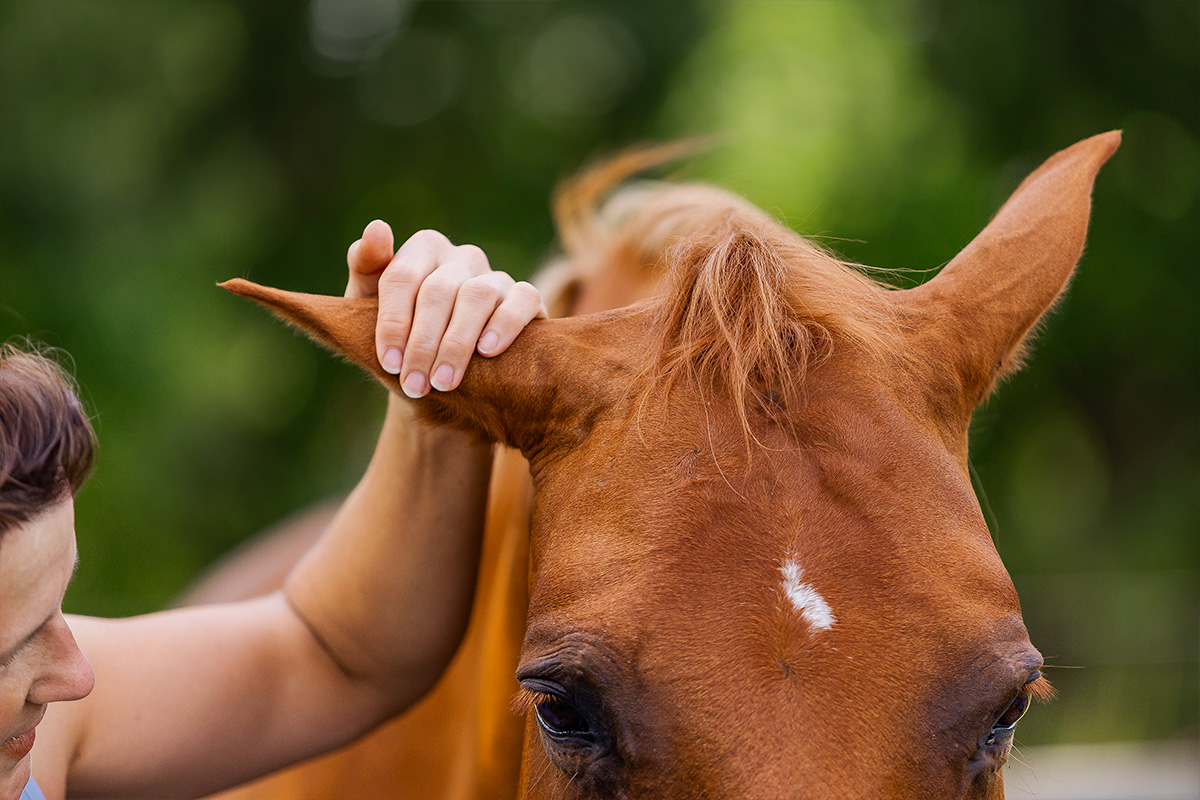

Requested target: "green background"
[{"left": 1, "top": 0, "right": 1195, "bottom": 748}]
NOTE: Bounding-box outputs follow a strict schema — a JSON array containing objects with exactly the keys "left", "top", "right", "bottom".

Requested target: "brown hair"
[{"left": 0, "top": 343, "right": 97, "bottom": 534}]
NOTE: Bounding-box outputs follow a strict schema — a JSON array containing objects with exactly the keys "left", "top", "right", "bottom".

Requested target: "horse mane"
[{"left": 548, "top": 145, "right": 901, "bottom": 439}]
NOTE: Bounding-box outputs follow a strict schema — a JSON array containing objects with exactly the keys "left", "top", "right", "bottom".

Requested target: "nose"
[{"left": 27, "top": 614, "right": 95, "bottom": 705}]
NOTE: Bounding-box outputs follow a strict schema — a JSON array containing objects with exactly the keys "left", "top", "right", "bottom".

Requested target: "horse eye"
[
  {"left": 984, "top": 694, "right": 1030, "bottom": 746},
  {"left": 995, "top": 694, "right": 1029, "bottom": 729},
  {"left": 536, "top": 696, "right": 592, "bottom": 741}
]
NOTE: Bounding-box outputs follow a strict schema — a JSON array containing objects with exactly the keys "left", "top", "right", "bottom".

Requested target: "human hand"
[{"left": 346, "top": 220, "right": 546, "bottom": 399}]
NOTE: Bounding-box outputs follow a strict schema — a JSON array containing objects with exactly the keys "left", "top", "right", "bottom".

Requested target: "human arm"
[{"left": 40, "top": 224, "right": 544, "bottom": 798}]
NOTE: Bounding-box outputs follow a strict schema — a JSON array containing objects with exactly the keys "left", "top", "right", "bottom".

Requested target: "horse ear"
[
  {"left": 219, "top": 279, "right": 620, "bottom": 460},
  {"left": 897, "top": 131, "right": 1120, "bottom": 418}
]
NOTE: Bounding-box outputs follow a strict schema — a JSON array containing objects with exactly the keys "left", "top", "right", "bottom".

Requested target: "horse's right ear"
[
  {"left": 894, "top": 132, "right": 1120, "bottom": 427},
  {"left": 219, "top": 279, "right": 624, "bottom": 461}
]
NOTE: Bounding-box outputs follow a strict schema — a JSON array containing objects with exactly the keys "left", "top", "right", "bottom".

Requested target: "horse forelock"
[
  {"left": 640, "top": 211, "right": 900, "bottom": 444},
  {"left": 547, "top": 148, "right": 903, "bottom": 448}
]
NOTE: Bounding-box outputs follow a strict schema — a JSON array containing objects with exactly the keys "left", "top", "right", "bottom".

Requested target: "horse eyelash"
[
  {"left": 512, "top": 688, "right": 558, "bottom": 715},
  {"left": 515, "top": 681, "right": 1056, "bottom": 715},
  {"left": 1024, "top": 675, "right": 1056, "bottom": 704}
]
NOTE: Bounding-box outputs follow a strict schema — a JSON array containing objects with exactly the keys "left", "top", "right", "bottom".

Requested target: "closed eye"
[
  {"left": 0, "top": 614, "right": 54, "bottom": 669},
  {"left": 984, "top": 671, "right": 1054, "bottom": 746}
]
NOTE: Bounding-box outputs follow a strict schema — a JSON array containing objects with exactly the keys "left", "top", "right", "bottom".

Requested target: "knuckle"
[
  {"left": 438, "top": 333, "right": 476, "bottom": 358},
  {"left": 513, "top": 281, "right": 541, "bottom": 300},
  {"left": 404, "top": 331, "right": 439, "bottom": 362},
  {"left": 376, "top": 318, "right": 411, "bottom": 342},
  {"left": 458, "top": 277, "right": 502, "bottom": 305},
  {"left": 379, "top": 265, "right": 423, "bottom": 291},
  {"left": 418, "top": 270, "right": 460, "bottom": 299},
  {"left": 454, "top": 243, "right": 489, "bottom": 270},
  {"left": 406, "top": 228, "right": 450, "bottom": 250},
  {"left": 487, "top": 304, "right": 521, "bottom": 329}
]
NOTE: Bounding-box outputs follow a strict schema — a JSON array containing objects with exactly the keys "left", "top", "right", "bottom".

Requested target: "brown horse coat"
[{"left": 206, "top": 132, "right": 1119, "bottom": 799}]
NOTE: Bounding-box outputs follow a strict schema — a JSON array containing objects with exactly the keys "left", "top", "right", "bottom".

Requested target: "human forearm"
[
  {"left": 61, "top": 602, "right": 366, "bottom": 798},
  {"left": 282, "top": 394, "right": 492, "bottom": 712}
]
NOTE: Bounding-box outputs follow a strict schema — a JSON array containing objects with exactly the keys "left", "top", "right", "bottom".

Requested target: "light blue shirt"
[{"left": 20, "top": 777, "right": 47, "bottom": 800}]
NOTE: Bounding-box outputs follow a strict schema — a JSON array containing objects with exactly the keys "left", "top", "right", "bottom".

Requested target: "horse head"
[{"left": 223, "top": 131, "right": 1119, "bottom": 799}]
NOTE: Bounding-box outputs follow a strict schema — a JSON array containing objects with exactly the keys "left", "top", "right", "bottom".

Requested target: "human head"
[
  {"left": 0, "top": 343, "right": 96, "bottom": 537},
  {"left": 1, "top": 343, "right": 97, "bottom": 794}
]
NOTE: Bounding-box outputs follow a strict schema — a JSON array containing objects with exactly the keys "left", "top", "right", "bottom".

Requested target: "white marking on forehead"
[{"left": 780, "top": 558, "right": 836, "bottom": 631}]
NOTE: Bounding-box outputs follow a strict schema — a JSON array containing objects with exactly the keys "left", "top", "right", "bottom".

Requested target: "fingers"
[
  {"left": 475, "top": 281, "right": 547, "bottom": 356},
  {"left": 376, "top": 230, "right": 480, "bottom": 377},
  {"left": 402, "top": 277, "right": 546, "bottom": 396},
  {"left": 345, "top": 220, "right": 395, "bottom": 299},
  {"left": 380, "top": 234, "right": 491, "bottom": 394},
  {"left": 424, "top": 272, "right": 515, "bottom": 392},
  {"left": 356, "top": 225, "right": 546, "bottom": 398}
]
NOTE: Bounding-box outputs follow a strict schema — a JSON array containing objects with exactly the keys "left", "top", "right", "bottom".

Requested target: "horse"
[{"left": 208, "top": 131, "right": 1120, "bottom": 799}]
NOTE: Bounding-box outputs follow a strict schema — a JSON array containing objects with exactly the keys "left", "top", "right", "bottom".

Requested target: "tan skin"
[{"left": 0, "top": 222, "right": 545, "bottom": 800}]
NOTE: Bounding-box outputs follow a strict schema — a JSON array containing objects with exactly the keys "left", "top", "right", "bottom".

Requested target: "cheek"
[
  {"left": 963, "top": 770, "right": 1005, "bottom": 799},
  {"left": 0, "top": 667, "right": 32, "bottom": 725}
]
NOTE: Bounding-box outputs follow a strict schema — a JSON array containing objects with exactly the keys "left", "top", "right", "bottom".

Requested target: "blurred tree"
[
  {"left": 0, "top": 0, "right": 711, "bottom": 614},
  {"left": 0, "top": 0, "right": 1194, "bottom": 746}
]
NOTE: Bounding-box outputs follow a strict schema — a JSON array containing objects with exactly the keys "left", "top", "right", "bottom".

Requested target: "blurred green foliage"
[{"left": 1, "top": 0, "right": 1195, "bottom": 747}]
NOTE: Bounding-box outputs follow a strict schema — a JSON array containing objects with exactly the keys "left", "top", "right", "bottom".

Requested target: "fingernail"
[
  {"left": 478, "top": 331, "right": 500, "bottom": 355},
  {"left": 402, "top": 372, "right": 427, "bottom": 399},
  {"left": 431, "top": 364, "right": 455, "bottom": 392},
  {"left": 382, "top": 348, "right": 402, "bottom": 375}
]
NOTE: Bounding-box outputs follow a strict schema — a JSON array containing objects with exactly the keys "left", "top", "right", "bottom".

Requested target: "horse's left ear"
[
  {"left": 896, "top": 131, "right": 1120, "bottom": 420},
  {"left": 219, "top": 279, "right": 625, "bottom": 463}
]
